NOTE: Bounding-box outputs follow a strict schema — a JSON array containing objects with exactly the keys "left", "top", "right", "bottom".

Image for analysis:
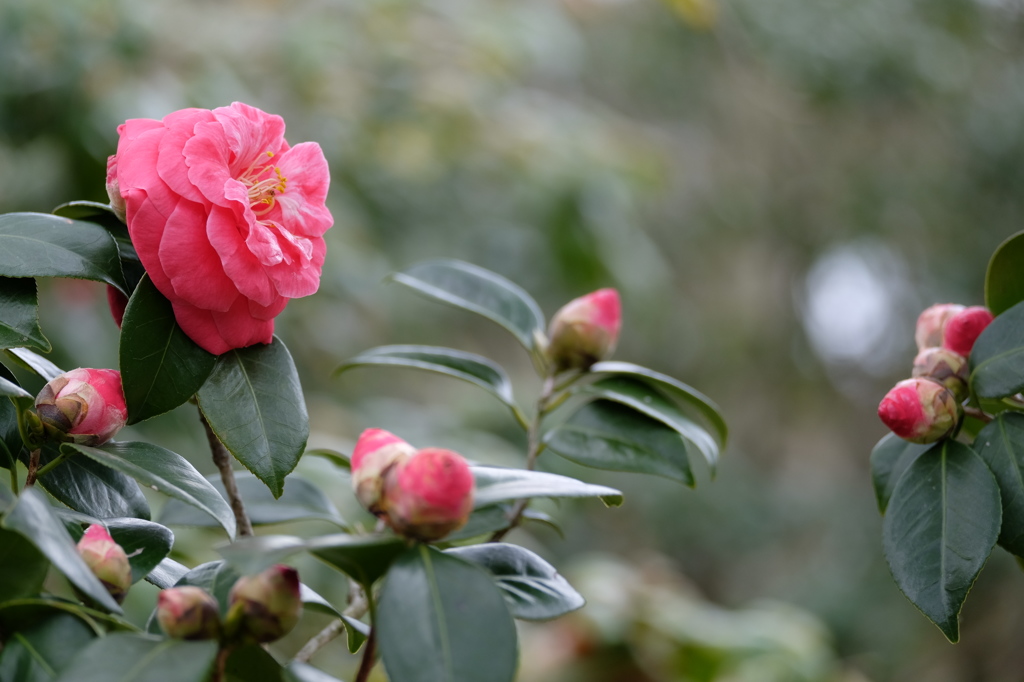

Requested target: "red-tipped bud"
[
  {"left": 351, "top": 428, "right": 416, "bottom": 515},
  {"left": 878, "top": 378, "right": 961, "bottom": 444},
  {"left": 224, "top": 564, "right": 302, "bottom": 644},
  {"left": 912, "top": 347, "right": 969, "bottom": 401},
  {"left": 106, "top": 155, "right": 126, "bottom": 223},
  {"left": 915, "top": 304, "right": 964, "bottom": 350},
  {"left": 107, "top": 286, "right": 128, "bottom": 328},
  {"left": 157, "top": 586, "right": 221, "bottom": 640},
  {"left": 383, "top": 448, "right": 475, "bottom": 542},
  {"left": 35, "top": 368, "right": 127, "bottom": 446},
  {"left": 77, "top": 525, "right": 132, "bottom": 604},
  {"left": 547, "top": 289, "right": 622, "bottom": 372},
  {"left": 942, "top": 306, "right": 994, "bottom": 356}
]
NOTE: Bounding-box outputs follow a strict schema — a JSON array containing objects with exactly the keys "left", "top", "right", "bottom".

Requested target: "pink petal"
[
  {"left": 212, "top": 102, "right": 288, "bottom": 177},
  {"left": 122, "top": 192, "right": 174, "bottom": 295},
  {"left": 158, "top": 200, "right": 239, "bottom": 312},
  {"left": 265, "top": 235, "right": 326, "bottom": 298},
  {"left": 205, "top": 206, "right": 277, "bottom": 307}
]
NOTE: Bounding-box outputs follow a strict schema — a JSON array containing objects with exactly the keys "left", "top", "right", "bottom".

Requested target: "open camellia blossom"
[{"left": 108, "top": 102, "right": 333, "bottom": 354}]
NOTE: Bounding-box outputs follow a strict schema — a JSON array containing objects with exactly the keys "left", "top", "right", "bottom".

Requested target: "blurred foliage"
[{"left": 5, "top": 0, "right": 1024, "bottom": 679}]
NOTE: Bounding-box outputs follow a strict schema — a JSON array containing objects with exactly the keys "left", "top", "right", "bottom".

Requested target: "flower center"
[{"left": 239, "top": 151, "right": 287, "bottom": 217}]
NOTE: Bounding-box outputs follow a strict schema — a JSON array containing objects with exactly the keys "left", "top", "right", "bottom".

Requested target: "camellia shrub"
[
  {"left": 0, "top": 104, "right": 725, "bottom": 682},
  {"left": 873, "top": 233, "right": 1024, "bottom": 643}
]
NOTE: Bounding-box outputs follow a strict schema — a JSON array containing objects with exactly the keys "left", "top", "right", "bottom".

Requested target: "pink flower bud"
[
  {"left": 911, "top": 347, "right": 969, "bottom": 401},
  {"left": 35, "top": 368, "right": 127, "bottom": 445},
  {"left": 383, "top": 448, "right": 475, "bottom": 542},
  {"left": 157, "top": 586, "right": 221, "bottom": 640},
  {"left": 942, "top": 306, "right": 994, "bottom": 356},
  {"left": 915, "top": 303, "right": 964, "bottom": 350},
  {"left": 351, "top": 428, "right": 416, "bottom": 514},
  {"left": 878, "top": 378, "right": 961, "bottom": 444},
  {"left": 224, "top": 564, "right": 302, "bottom": 644},
  {"left": 77, "top": 525, "right": 132, "bottom": 604},
  {"left": 106, "top": 154, "right": 126, "bottom": 223},
  {"left": 547, "top": 288, "right": 622, "bottom": 372}
]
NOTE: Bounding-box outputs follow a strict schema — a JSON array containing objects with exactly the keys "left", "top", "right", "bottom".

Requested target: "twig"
[
  {"left": 199, "top": 409, "right": 253, "bottom": 537},
  {"left": 294, "top": 582, "right": 369, "bottom": 664},
  {"left": 23, "top": 449, "right": 41, "bottom": 488},
  {"left": 33, "top": 451, "right": 72, "bottom": 480},
  {"left": 964, "top": 406, "right": 994, "bottom": 424},
  {"left": 353, "top": 627, "right": 377, "bottom": 682}
]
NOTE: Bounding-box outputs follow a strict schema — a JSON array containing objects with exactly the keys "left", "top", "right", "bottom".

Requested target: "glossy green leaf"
[
  {"left": 308, "top": 533, "right": 407, "bottom": 586},
  {"left": 63, "top": 517, "right": 174, "bottom": 583},
  {"left": 378, "top": 545, "right": 518, "bottom": 682},
  {"left": 985, "top": 231, "right": 1024, "bottom": 315},
  {"left": 580, "top": 376, "right": 720, "bottom": 472},
  {"left": 1, "top": 487, "right": 121, "bottom": 613},
  {"left": 975, "top": 414, "right": 1024, "bottom": 558},
  {"left": 390, "top": 259, "right": 545, "bottom": 351},
  {"left": 0, "top": 613, "right": 96, "bottom": 682},
  {"left": 0, "top": 598, "right": 130, "bottom": 636},
  {"left": 471, "top": 465, "right": 623, "bottom": 507},
  {"left": 297, "top": 585, "right": 371, "bottom": 653},
  {"left": 0, "top": 373, "right": 39, "bottom": 451},
  {"left": 0, "top": 213, "right": 128, "bottom": 293},
  {"left": 544, "top": 399, "right": 694, "bottom": 486},
  {"left": 0, "top": 528, "right": 49, "bottom": 602},
  {"left": 63, "top": 441, "right": 236, "bottom": 539},
  {"left": 882, "top": 440, "right": 1001, "bottom": 642},
  {"left": 145, "top": 558, "right": 189, "bottom": 590},
  {"left": 285, "top": 662, "right": 346, "bottom": 682},
  {"left": 335, "top": 345, "right": 517, "bottom": 408},
  {"left": 5, "top": 347, "right": 63, "bottom": 381},
  {"left": 304, "top": 448, "right": 350, "bottom": 470},
  {"left": 160, "top": 472, "right": 343, "bottom": 528},
  {"left": 197, "top": 337, "right": 308, "bottom": 498},
  {"left": 119, "top": 276, "right": 216, "bottom": 424},
  {"left": 51, "top": 202, "right": 145, "bottom": 295},
  {"left": 447, "top": 543, "right": 584, "bottom": 621},
  {"left": 225, "top": 644, "right": 285, "bottom": 682},
  {"left": 0, "top": 383, "right": 23, "bottom": 471},
  {"left": 33, "top": 443, "right": 151, "bottom": 520},
  {"left": 54, "top": 634, "right": 218, "bottom": 682},
  {"left": 970, "top": 300, "right": 1024, "bottom": 399},
  {"left": 870, "top": 432, "right": 931, "bottom": 514},
  {"left": 0, "top": 277, "right": 50, "bottom": 351}
]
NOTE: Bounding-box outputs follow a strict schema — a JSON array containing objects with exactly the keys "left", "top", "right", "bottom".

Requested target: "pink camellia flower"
[
  {"left": 942, "top": 306, "right": 995, "bottom": 356},
  {"left": 547, "top": 288, "right": 622, "bottom": 372},
  {"left": 157, "top": 586, "right": 222, "bottom": 640},
  {"left": 35, "top": 368, "right": 127, "bottom": 445},
  {"left": 224, "top": 564, "right": 302, "bottom": 644},
  {"left": 383, "top": 447, "right": 475, "bottom": 542},
  {"left": 878, "top": 377, "right": 961, "bottom": 444},
  {"left": 109, "top": 102, "right": 333, "bottom": 355},
  {"left": 351, "top": 428, "right": 415, "bottom": 515},
  {"left": 77, "top": 524, "right": 132, "bottom": 604}
]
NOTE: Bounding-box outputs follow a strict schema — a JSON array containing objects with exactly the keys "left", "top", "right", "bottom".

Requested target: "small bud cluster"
[
  {"left": 351, "top": 429, "right": 475, "bottom": 542},
  {"left": 877, "top": 303, "right": 994, "bottom": 444}
]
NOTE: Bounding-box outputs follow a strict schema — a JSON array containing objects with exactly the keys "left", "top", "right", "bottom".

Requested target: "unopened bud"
[
  {"left": 915, "top": 304, "right": 964, "bottom": 350},
  {"left": 77, "top": 525, "right": 132, "bottom": 604},
  {"left": 35, "top": 368, "right": 127, "bottom": 445},
  {"left": 224, "top": 564, "right": 302, "bottom": 644},
  {"left": 351, "top": 428, "right": 415, "bottom": 515},
  {"left": 942, "top": 306, "right": 994, "bottom": 356},
  {"left": 383, "top": 448, "right": 474, "bottom": 542},
  {"left": 912, "top": 347, "right": 969, "bottom": 401},
  {"left": 878, "top": 378, "right": 961, "bottom": 444},
  {"left": 157, "top": 586, "right": 221, "bottom": 640},
  {"left": 106, "top": 155, "right": 126, "bottom": 223},
  {"left": 547, "top": 289, "right": 622, "bottom": 372}
]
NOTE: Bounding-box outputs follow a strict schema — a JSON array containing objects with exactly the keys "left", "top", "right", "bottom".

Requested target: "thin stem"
[
  {"left": 213, "top": 646, "right": 232, "bottom": 682},
  {"left": 964, "top": 406, "right": 994, "bottom": 424},
  {"left": 33, "top": 451, "right": 72, "bottom": 480},
  {"left": 199, "top": 408, "right": 253, "bottom": 538},
  {"left": 353, "top": 587, "right": 377, "bottom": 682},
  {"left": 9, "top": 461, "right": 18, "bottom": 494},
  {"left": 23, "top": 449, "right": 41, "bottom": 488},
  {"left": 294, "top": 582, "right": 369, "bottom": 664}
]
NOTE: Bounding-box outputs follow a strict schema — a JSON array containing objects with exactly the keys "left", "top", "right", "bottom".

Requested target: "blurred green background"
[{"left": 4, "top": 0, "right": 1024, "bottom": 679}]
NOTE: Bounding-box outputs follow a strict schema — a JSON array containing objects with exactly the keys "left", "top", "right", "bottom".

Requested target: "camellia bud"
[
  {"left": 351, "top": 428, "right": 415, "bottom": 515},
  {"left": 912, "top": 347, "right": 969, "bottom": 401},
  {"left": 942, "top": 306, "right": 995, "bottom": 356},
  {"left": 35, "top": 368, "right": 127, "bottom": 445},
  {"left": 878, "top": 378, "right": 962, "bottom": 444},
  {"left": 77, "top": 525, "right": 132, "bottom": 604},
  {"left": 546, "top": 288, "right": 622, "bottom": 372},
  {"left": 106, "top": 155, "right": 127, "bottom": 223},
  {"left": 915, "top": 303, "right": 964, "bottom": 350},
  {"left": 224, "top": 564, "right": 302, "bottom": 644},
  {"left": 157, "top": 586, "right": 221, "bottom": 640},
  {"left": 383, "top": 448, "right": 475, "bottom": 542}
]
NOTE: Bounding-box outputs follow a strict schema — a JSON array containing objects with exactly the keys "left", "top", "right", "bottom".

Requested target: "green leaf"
[
  {"left": 1, "top": 487, "right": 121, "bottom": 613},
  {"left": 197, "top": 338, "right": 308, "bottom": 498},
  {"left": 308, "top": 533, "right": 407, "bottom": 586},
  {"left": 471, "top": 465, "right": 623, "bottom": 507},
  {"left": 378, "top": 545, "right": 518, "bottom": 682},
  {"left": 0, "top": 528, "right": 49, "bottom": 602},
  {"left": 0, "top": 277, "right": 50, "bottom": 351},
  {"left": 160, "top": 472, "right": 343, "bottom": 528},
  {"left": 579, "top": 376, "right": 721, "bottom": 473},
  {"left": 285, "top": 662, "right": 346, "bottom": 682},
  {"left": 870, "top": 433, "right": 931, "bottom": 514},
  {"left": 53, "top": 634, "right": 218, "bottom": 682},
  {"left": 985, "top": 231, "right": 1024, "bottom": 315},
  {"left": 335, "top": 345, "right": 517, "bottom": 409},
  {"left": 0, "top": 383, "right": 23, "bottom": 471},
  {"left": 297, "top": 586, "right": 371, "bottom": 653},
  {"left": 119, "top": 276, "right": 216, "bottom": 425},
  {"left": 446, "top": 543, "right": 584, "bottom": 621},
  {"left": 589, "top": 361, "right": 727, "bottom": 448},
  {"left": 51, "top": 202, "right": 145, "bottom": 295},
  {"left": 145, "top": 558, "right": 189, "bottom": 590},
  {"left": 63, "top": 516, "right": 174, "bottom": 584},
  {"left": 33, "top": 443, "right": 151, "bottom": 520},
  {"left": 215, "top": 535, "right": 309, "bottom": 575},
  {"left": 975, "top": 414, "right": 1024, "bottom": 558},
  {"left": 5, "top": 347, "right": 63, "bottom": 381},
  {"left": 0, "top": 598, "right": 128, "bottom": 635},
  {"left": 0, "top": 373, "right": 39, "bottom": 451},
  {"left": 970, "top": 300, "right": 1024, "bottom": 399},
  {"left": 0, "top": 613, "right": 96, "bottom": 682},
  {"left": 544, "top": 399, "right": 694, "bottom": 486},
  {"left": 0, "top": 213, "right": 128, "bottom": 293},
  {"left": 882, "top": 440, "right": 1001, "bottom": 642},
  {"left": 62, "top": 441, "right": 236, "bottom": 539},
  {"left": 390, "top": 259, "right": 545, "bottom": 351},
  {"left": 224, "top": 644, "right": 285, "bottom": 682},
  {"left": 304, "top": 448, "right": 350, "bottom": 471}
]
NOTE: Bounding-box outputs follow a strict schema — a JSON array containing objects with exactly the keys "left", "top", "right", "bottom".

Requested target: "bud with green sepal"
[
  {"left": 35, "top": 368, "right": 127, "bottom": 445},
  {"left": 546, "top": 288, "right": 622, "bottom": 373},
  {"left": 911, "top": 347, "right": 969, "bottom": 401},
  {"left": 878, "top": 377, "right": 962, "bottom": 444},
  {"left": 383, "top": 447, "right": 475, "bottom": 542},
  {"left": 77, "top": 524, "right": 132, "bottom": 604},
  {"left": 157, "top": 586, "right": 222, "bottom": 641},
  {"left": 224, "top": 564, "right": 302, "bottom": 644},
  {"left": 351, "top": 428, "right": 415, "bottom": 515}
]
